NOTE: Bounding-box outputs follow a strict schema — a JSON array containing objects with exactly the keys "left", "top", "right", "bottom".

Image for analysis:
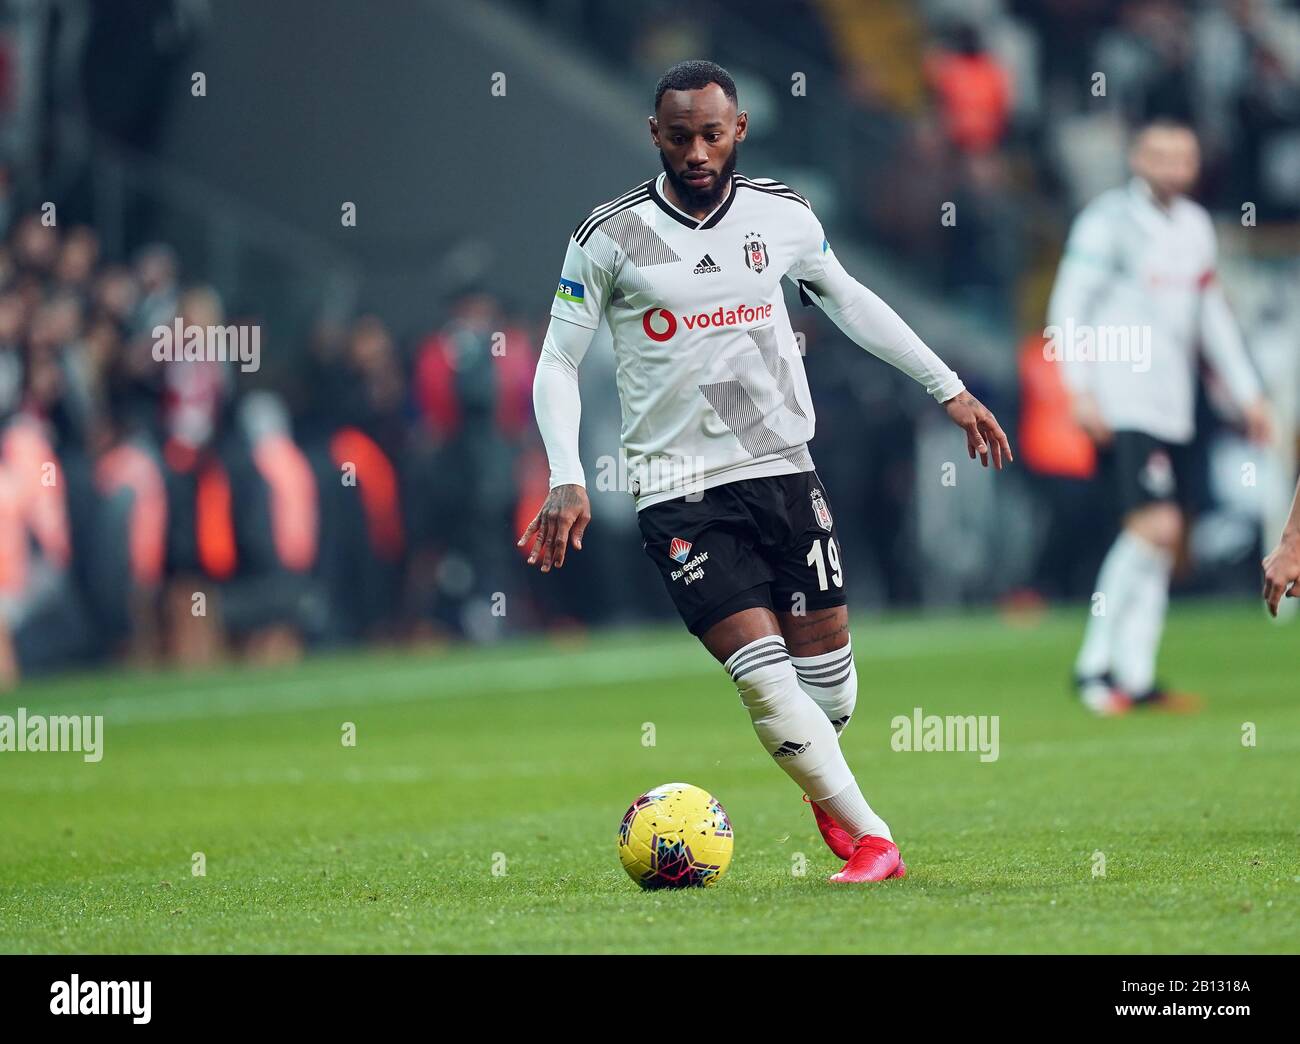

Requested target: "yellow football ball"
[{"left": 617, "top": 782, "right": 733, "bottom": 889}]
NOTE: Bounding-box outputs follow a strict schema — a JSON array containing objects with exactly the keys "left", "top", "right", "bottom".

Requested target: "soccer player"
[
  {"left": 1262, "top": 476, "right": 1300, "bottom": 617},
  {"left": 1048, "top": 119, "right": 1272, "bottom": 715},
  {"left": 519, "top": 61, "right": 1011, "bottom": 883}
]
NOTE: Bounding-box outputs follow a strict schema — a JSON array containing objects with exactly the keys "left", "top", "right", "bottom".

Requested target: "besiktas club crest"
[
  {"left": 810, "top": 489, "right": 833, "bottom": 531},
  {"left": 744, "top": 233, "right": 769, "bottom": 273}
]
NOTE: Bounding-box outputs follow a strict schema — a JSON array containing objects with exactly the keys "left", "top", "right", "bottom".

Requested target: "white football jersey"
[
  {"left": 1047, "top": 178, "right": 1260, "bottom": 444},
  {"left": 550, "top": 172, "right": 834, "bottom": 509}
]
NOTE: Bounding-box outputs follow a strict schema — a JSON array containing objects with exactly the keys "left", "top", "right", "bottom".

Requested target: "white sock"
[
  {"left": 1111, "top": 535, "right": 1173, "bottom": 695},
  {"left": 1075, "top": 531, "right": 1149, "bottom": 679},
  {"left": 725, "top": 636, "right": 889, "bottom": 841},
  {"left": 820, "top": 782, "right": 891, "bottom": 842},
  {"left": 790, "top": 639, "right": 856, "bottom": 734}
]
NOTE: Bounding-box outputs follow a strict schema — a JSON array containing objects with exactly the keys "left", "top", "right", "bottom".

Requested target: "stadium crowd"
[{"left": 0, "top": 199, "right": 555, "bottom": 685}]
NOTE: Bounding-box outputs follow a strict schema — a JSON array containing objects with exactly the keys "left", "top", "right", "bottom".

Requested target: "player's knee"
[{"left": 1126, "top": 504, "right": 1181, "bottom": 551}]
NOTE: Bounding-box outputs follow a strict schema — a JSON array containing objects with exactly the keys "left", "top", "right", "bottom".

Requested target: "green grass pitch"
[{"left": 1, "top": 601, "right": 1296, "bottom": 954}]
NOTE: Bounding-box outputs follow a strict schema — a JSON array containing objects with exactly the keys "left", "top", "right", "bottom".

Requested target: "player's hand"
[
  {"left": 942, "top": 390, "right": 1013, "bottom": 469},
  {"left": 1261, "top": 530, "right": 1300, "bottom": 617},
  {"left": 1243, "top": 398, "right": 1273, "bottom": 447},
  {"left": 517, "top": 483, "right": 591, "bottom": 572},
  {"left": 1071, "top": 391, "right": 1113, "bottom": 447}
]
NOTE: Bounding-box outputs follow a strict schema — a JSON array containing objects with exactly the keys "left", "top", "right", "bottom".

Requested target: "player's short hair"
[{"left": 654, "top": 60, "right": 738, "bottom": 111}]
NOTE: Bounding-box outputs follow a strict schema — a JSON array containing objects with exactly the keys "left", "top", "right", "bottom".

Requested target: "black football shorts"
[
  {"left": 1103, "top": 431, "right": 1197, "bottom": 518},
  {"left": 636, "top": 471, "right": 847, "bottom": 636}
]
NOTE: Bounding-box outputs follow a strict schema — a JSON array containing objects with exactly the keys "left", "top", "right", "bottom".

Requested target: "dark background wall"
[{"left": 147, "top": 0, "right": 652, "bottom": 333}]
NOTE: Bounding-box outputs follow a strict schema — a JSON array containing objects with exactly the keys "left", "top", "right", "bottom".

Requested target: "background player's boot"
[
  {"left": 828, "top": 835, "right": 905, "bottom": 883},
  {"left": 804, "top": 794, "right": 855, "bottom": 860},
  {"left": 1074, "top": 671, "right": 1132, "bottom": 717},
  {"left": 1130, "top": 684, "right": 1203, "bottom": 714}
]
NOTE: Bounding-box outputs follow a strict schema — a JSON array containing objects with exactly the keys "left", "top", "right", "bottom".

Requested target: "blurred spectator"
[
  {"left": 0, "top": 354, "right": 94, "bottom": 687},
  {"left": 924, "top": 23, "right": 1012, "bottom": 154},
  {"left": 133, "top": 243, "right": 179, "bottom": 335},
  {"left": 1095, "top": 1, "right": 1196, "bottom": 125},
  {"left": 409, "top": 291, "right": 534, "bottom": 640},
  {"left": 294, "top": 315, "right": 407, "bottom": 644}
]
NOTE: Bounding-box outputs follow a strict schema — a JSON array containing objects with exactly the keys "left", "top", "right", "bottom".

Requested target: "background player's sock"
[
  {"left": 790, "top": 639, "right": 856, "bottom": 734},
  {"left": 1111, "top": 535, "right": 1173, "bottom": 695},
  {"left": 725, "top": 635, "right": 855, "bottom": 803},
  {"left": 1075, "top": 530, "right": 1148, "bottom": 679}
]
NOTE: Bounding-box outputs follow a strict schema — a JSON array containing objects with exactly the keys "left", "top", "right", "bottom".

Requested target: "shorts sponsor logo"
[
  {"left": 811, "top": 488, "right": 832, "bottom": 531},
  {"left": 668, "top": 537, "right": 692, "bottom": 564},
  {"left": 670, "top": 549, "right": 709, "bottom": 585}
]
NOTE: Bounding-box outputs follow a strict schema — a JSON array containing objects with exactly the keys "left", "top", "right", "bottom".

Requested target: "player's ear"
[
  {"left": 735, "top": 110, "right": 748, "bottom": 142},
  {"left": 648, "top": 115, "right": 659, "bottom": 147}
]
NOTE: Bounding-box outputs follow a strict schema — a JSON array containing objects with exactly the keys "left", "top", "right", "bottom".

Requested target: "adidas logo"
[
  {"left": 693, "top": 254, "right": 722, "bottom": 275},
  {"left": 772, "top": 738, "right": 811, "bottom": 758}
]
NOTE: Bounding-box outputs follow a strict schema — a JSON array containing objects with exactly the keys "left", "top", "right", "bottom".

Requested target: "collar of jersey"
[
  {"left": 650, "top": 172, "right": 737, "bottom": 230},
  {"left": 1129, "top": 176, "right": 1178, "bottom": 220}
]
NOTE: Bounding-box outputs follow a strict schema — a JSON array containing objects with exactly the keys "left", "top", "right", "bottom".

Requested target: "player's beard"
[{"left": 661, "top": 144, "right": 738, "bottom": 213}]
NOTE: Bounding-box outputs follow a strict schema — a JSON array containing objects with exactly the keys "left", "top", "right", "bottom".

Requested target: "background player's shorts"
[
  {"left": 636, "top": 471, "right": 847, "bottom": 635},
  {"left": 1103, "top": 431, "right": 1198, "bottom": 518}
]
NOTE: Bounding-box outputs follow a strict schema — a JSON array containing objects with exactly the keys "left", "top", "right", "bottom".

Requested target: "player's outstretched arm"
[
  {"left": 521, "top": 315, "right": 597, "bottom": 572},
  {"left": 941, "top": 389, "right": 1013, "bottom": 470},
  {"left": 1198, "top": 231, "right": 1272, "bottom": 445},
  {"left": 799, "top": 246, "right": 1013, "bottom": 470},
  {"left": 1262, "top": 476, "right": 1300, "bottom": 617}
]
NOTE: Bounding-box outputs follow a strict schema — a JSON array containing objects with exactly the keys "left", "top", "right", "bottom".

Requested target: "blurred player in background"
[
  {"left": 1048, "top": 120, "right": 1272, "bottom": 716},
  {"left": 520, "top": 61, "right": 1011, "bottom": 883}
]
